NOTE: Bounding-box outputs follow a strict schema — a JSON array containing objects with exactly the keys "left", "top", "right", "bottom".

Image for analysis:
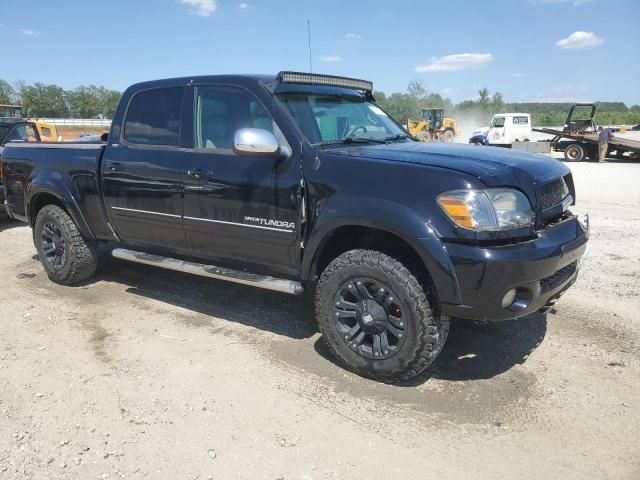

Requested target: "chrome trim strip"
[
  {"left": 111, "top": 207, "right": 294, "bottom": 233},
  {"left": 183, "top": 216, "right": 294, "bottom": 233},
  {"left": 111, "top": 206, "right": 181, "bottom": 218},
  {"left": 111, "top": 248, "right": 304, "bottom": 295}
]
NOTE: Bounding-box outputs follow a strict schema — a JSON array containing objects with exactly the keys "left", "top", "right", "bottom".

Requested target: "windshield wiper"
[
  {"left": 320, "top": 136, "right": 389, "bottom": 146},
  {"left": 383, "top": 134, "right": 411, "bottom": 142}
]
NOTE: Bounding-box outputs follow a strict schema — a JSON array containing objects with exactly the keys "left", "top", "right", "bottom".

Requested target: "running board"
[{"left": 111, "top": 248, "right": 305, "bottom": 295}]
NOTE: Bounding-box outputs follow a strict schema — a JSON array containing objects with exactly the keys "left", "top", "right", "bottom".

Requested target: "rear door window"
[{"left": 123, "top": 87, "right": 184, "bottom": 146}]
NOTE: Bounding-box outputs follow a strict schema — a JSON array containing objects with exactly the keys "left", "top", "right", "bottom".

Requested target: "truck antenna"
[{"left": 307, "top": 19, "right": 313, "bottom": 74}]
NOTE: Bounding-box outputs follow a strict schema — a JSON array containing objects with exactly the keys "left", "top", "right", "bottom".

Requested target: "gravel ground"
[{"left": 1, "top": 159, "right": 639, "bottom": 480}]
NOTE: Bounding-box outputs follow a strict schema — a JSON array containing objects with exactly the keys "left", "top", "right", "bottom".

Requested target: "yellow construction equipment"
[
  {"left": 32, "top": 120, "right": 59, "bottom": 141},
  {"left": 406, "top": 108, "right": 460, "bottom": 142},
  {"left": 1, "top": 105, "right": 59, "bottom": 141}
]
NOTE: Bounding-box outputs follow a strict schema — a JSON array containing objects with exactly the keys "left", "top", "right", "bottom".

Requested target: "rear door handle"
[{"left": 108, "top": 162, "right": 123, "bottom": 172}]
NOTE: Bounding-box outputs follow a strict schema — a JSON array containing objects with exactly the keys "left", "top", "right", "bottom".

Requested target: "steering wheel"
[{"left": 345, "top": 125, "right": 368, "bottom": 138}]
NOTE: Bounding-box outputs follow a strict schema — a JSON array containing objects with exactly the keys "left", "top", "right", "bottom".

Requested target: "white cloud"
[
  {"left": 238, "top": 3, "right": 251, "bottom": 10},
  {"left": 556, "top": 31, "right": 604, "bottom": 49},
  {"left": 179, "top": 0, "right": 217, "bottom": 17},
  {"left": 344, "top": 33, "right": 362, "bottom": 40},
  {"left": 439, "top": 88, "right": 454, "bottom": 96},
  {"left": 416, "top": 53, "right": 494, "bottom": 72},
  {"left": 511, "top": 73, "right": 524, "bottom": 77},
  {"left": 319, "top": 55, "right": 342, "bottom": 63},
  {"left": 22, "top": 29, "right": 41, "bottom": 36}
]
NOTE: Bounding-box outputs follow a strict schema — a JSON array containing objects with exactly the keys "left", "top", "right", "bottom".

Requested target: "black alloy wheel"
[
  {"left": 333, "top": 277, "right": 407, "bottom": 360},
  {"left": 41, "top": 221, "right": 67, "bottom": 270}
]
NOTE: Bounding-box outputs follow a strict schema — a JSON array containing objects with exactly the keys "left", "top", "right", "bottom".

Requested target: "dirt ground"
[{"left": 1, "top": 160, "right": 639, "bottom": 480}]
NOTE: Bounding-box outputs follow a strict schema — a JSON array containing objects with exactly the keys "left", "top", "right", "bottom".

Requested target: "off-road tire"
[
  {"left": 315, "top": 249, "right": 449, "bottom": 382},
  {"left": 416, "top": 131, "right": 431, "bottom": 142},
  {"left": 441, "top": 129, "right": 455, "bottom": 143},
  {"left": 34, "top": 205, "right": 99, "bottom": 285}
]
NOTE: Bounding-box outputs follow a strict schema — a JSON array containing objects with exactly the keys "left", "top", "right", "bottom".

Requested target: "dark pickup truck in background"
[
  {"left": 1, "top": 118, "right": 47, "bottom": 215},
  {"left": 0, "top": 72, "right": 589, "bottom": 382}
]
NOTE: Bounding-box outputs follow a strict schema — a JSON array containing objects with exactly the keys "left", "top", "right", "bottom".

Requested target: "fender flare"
[
  {"left": 27, "top": 170, "right": 96, "bottom": 240},
  {"left": 302, "top": 197, "right": 461, "bottom": 305}
]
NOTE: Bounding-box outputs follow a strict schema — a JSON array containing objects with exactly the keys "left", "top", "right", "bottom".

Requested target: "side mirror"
[{"left": 233, "top": 128, "right": 280, "bottom": 156}]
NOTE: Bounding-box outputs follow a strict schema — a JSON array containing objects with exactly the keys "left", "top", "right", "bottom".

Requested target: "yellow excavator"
[{"left": 406, "top": 108, "right": 460, "bottom": 142}]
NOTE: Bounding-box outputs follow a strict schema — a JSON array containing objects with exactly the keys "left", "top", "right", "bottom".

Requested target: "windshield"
[
  {"left": 276, "top": 92, "right": 406, "bottom": 145},
  {"left": 491, "top": 116, "right": 506, "bottom": 128}
]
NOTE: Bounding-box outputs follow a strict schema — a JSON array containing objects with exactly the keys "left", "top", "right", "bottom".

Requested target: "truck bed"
[{"left": 1, "top": 142, "right": 111, "bottom": 238}]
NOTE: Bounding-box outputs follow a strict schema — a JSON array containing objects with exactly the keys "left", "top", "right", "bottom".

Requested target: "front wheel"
[
  {"left": 441, "top": 129, "right": 455, "bottom": 143},
  {"left": 34, "top": 205, "right": 99, "bottom": 285},
  {"left": 415, "top": 131, "right": 431, "bottom": 142},
  {"left": 315, "top": 249, "right": 449, "bottom": 382}
]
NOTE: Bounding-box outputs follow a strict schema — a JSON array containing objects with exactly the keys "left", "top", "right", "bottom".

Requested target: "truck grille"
[
  {"left": 541, "top": 177, "right": 568, "bottom": 210},
  {"left": 540, "top": 262, "right": 577, "bottom": 293}
]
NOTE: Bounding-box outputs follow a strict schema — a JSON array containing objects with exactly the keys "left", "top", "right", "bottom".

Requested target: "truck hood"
[{"left": 326, "top": 141, "right": 569, "bottom": 188}]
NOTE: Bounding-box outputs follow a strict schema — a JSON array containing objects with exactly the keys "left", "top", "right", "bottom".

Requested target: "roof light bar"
[{"left": 277, "top": 71, "right": 373, "bottom": 92}]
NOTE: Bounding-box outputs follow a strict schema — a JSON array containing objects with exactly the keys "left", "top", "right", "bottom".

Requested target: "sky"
[{"left": 1, "top": 0, "right": 639, "bottom": 105}]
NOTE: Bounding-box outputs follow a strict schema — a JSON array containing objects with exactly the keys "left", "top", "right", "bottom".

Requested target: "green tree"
[
  {"left": 19, "top": 83, "right": 70, "bottom": 117},
  {"left": 0, "top": 80, "right": 17, "bottom": 104},
  {"left": 407, "top": 80, "right": 427, "bottom": 103},
  {"left": 491, "top": 92, "right": 504, "bottom": 115},
  {"left": 67, "top": 85, "right": 121, "bottom": 118},
  {"left": 477, "top": 87, "right": 490, "bottom": 111}
]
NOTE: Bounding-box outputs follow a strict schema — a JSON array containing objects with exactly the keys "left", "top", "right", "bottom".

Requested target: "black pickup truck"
[{"left": 0, "top": 72, "right": 589, "bottom": 381}]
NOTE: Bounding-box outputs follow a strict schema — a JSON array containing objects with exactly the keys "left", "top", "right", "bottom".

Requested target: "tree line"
[
  {"left": 2, "top": 78, "right": 639, "bottom": 127},
  {"left": 0, "top": 79, "right": 121, "bottom": 119},
  {"left": 375, "top": 81, "right": 640, "bottom": 127}
]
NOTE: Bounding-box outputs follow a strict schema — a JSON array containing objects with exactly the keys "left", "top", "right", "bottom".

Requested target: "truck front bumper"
[{"left": 441, "top": 214, "right": 589, "bottom": 321}]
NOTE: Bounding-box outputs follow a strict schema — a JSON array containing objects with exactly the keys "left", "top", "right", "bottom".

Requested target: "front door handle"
[
  {"left": 108, "top": 162, "right": 123, "bottom": 172},
  {"left": 187, "top": 168, "right": 202, "bottom": 179}
]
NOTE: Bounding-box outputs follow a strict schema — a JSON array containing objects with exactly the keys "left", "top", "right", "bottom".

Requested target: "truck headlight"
[{"left": 437, "top": 189, "right": 533, "bottom": 231}]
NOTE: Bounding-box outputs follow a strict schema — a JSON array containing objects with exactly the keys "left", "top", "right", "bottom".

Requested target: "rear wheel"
[
  {"left": 564, "top": 143, "right": 585, "bottom": 162},
  {"left": 441, "top": 129, "right": 455, "bottom": 143},
  {"left": 34, "top": 205, "right": 99, "bottom": 285},
  {"left": 315, "top": 249, "right": 449, "bottom": 382},
  {"left": 415, "top": 131, "right": 431, "bottom": 142}
]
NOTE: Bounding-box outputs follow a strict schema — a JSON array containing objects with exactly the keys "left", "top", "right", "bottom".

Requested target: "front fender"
[
  {"left": 27, "top": 170, "right": 95, "bottom": 240},
  {"left": 303, "top": 197, "right": 461, "bottom": 305}
]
